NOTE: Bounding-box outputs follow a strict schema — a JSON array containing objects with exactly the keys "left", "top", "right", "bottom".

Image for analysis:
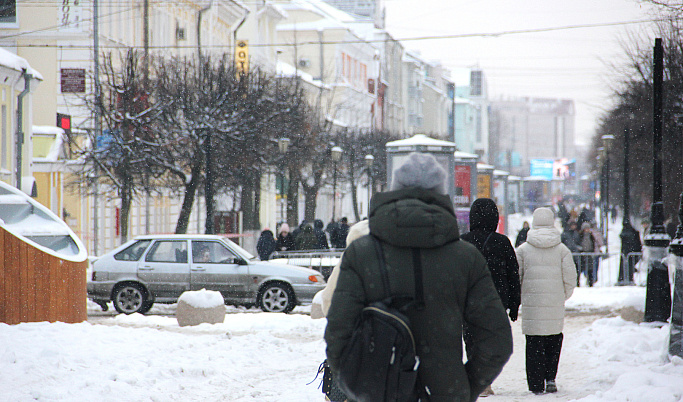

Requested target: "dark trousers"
[{"left": 525, "top": 333, "right": 563, "bottom": 392}]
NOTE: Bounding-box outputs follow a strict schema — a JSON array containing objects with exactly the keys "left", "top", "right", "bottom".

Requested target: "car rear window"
[{"left": 114, "top": 240, "right": 152, "bottom": 261}]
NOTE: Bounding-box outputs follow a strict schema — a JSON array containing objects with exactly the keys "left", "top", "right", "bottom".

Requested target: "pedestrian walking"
[
  {"left": 313, "top": 219, "right": 330, "bottom": 250},
  {"left": 516, "top": 221, "right": 530, "bottom": 247},
  {"left": 275, "top": 223, "right": 295, "bottom": 252},
  {"left": 325, "top": 152, "right": 512, "bottom": 401},
  {"left": 579, "top": 222, "right": 597, "bottom": 286},
  {"left": 561, "top": 221, "right": 581, "bottom": 285},
  {"left": 330, "top": 217, "right": 350, "bottom": 249},
  {"left": 256, "top": 228, "right": 277, "bottom": 260},
  {"left": 516, "top": 207, "right": 577, "bottom": 395},
  {"left": 461, "top": 197, "right": 521, "bottom": 397}
]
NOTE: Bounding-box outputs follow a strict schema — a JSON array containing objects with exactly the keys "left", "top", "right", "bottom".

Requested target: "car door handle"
[
  {"left": 192, "top": 267, "right": 206, "bottom": 271},
  {"left": 139, "top": 266, "right": 154, "bottom": 270}
]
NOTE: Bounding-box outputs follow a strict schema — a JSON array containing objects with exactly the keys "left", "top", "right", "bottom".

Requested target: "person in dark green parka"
[{"left": 325, "top": 152, "right": 513, "bottom": 402}]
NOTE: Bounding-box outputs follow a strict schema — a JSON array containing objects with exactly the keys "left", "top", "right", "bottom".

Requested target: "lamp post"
[
  {"left": 277, "top": 138, "right": 290, "bottom": 224},
  {"left": 365, "top": 154, "right": 374, "bottom": 216},
  {"left": 601, "top": 134, "right": 614, "bottom": 254},
  {"left": 331, "top": 146, "right": 343, "bottom": 220},
  {"left": 597, "top": 146, "right": 605, "bottom": 238},
  {"left": 644, "top": 38, "right": 671, "bottom": 323}
]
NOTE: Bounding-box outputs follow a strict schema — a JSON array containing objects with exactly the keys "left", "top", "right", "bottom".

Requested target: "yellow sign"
[
  {"left": 477, "top": 174, "right": 491, "bottom": 198},
  {"left": 235, "top": 40, "right": 249, "bottom": 76}
]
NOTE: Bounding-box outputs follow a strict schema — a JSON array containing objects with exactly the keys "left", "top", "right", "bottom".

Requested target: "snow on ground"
[
  {"left": 1, "top": 287, "right": 680, "bottom": 401},
  {"left": 1, "top": 210, "right": 682, "bottom": 401}
]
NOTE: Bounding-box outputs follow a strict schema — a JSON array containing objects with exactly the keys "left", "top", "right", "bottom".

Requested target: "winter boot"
[{"left": 545, "top": 380, "right": 557, "bottom": 393}]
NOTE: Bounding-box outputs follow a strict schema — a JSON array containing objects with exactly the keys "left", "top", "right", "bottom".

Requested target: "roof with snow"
[
  {"left": 0, "top": 47, "right": 43, "bottom": 80},
  {"left": 386, "top": 134, "right": 456, "bottom": 149}
]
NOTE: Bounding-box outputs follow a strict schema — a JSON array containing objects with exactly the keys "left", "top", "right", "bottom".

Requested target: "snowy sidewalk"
[{"left": 1, "top": 287, "right": 682, "bottom": 401}]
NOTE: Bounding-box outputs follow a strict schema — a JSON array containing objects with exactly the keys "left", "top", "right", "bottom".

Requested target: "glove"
[{"left": 508, "top": 308, "right": 518, "bottom": 322}]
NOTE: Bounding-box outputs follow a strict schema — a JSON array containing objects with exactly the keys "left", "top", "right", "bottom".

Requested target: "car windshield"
[{"left": 221, "top": 238, "right": 255, "bottom": 260}]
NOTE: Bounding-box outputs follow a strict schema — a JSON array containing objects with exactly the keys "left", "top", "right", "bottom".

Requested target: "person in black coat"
[
  {"left": 313, "top": 219, "right": 329, "bottom": 249},
  {"left": 256, "top": 229, "right": 277, "bottom": 260},
  {"left": 330, "top": 217, "right": 350, "bottom": 249},
  {"left": 515, "top": 221, "right": 530, "bottom": 247},
  {"left": 461, "top": 198, "right": 521, "bottom": 320}
]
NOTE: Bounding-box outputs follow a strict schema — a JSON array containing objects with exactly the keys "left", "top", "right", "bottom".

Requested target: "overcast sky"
[{"left": 383, "top": 0, "right": 661, "bottom": 145}]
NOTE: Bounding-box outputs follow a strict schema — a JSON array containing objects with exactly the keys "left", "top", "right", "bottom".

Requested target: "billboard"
[
  {"left": 454, "top": 165, "right": 471, "bottom": 205},
  {"left": 529, "top": 159, "right": 554, "bottom": 180}
]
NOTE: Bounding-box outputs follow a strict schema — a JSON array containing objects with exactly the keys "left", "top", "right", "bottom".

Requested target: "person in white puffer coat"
[{"left": 515, "top": 207, "right": 577, "bottom": 395}]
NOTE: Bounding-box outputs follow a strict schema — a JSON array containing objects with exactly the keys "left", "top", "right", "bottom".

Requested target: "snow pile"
[
  {"left": 177, "top": 289, "right": 225, "bottom": 308},
  {"left": 575, "top": 318, "right": 683, "bottom": 401},
  {"left": 566, "top": 286, "right": 646, "bottom": 312}
]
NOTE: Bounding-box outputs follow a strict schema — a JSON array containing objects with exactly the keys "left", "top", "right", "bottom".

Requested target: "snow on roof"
[
  {"left": 477, "top": 162, "right": 495, "bottom": 170},
  {"left": 277, "top": 19, "right": 346, "bottom": 31},
  {"left": 33, "top": 125, "right": 65, "bottom": 162},
  {"left": 454, "top": 150, "right": 478, "bottom": 159},
  {"left": 276, "top": 61, "right": 328, "bottom": 89},
  {"left": 0, "top": 181, "right": 87, "bottom": 261},
  {"left": 0, "top": 47, "right": 43, "bottom": 80},
  {"left": 386, "top": 134, "right": 456, "bottom": 148}
]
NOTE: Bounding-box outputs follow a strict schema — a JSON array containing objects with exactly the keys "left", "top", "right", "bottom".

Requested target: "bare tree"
[{"left": 74, "top": 49, "right": 163, "bottom": 243}]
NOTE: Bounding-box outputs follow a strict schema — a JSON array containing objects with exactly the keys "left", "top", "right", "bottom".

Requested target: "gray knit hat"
[{"left": 390, "top": 152, "right": 447, "bottom": 194}]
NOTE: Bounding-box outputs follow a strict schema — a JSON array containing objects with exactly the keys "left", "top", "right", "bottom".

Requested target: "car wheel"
[
  {"left": 113, "top": 283, "right": 150, "bottom": 314},
  {"left": 258, "top": 283, "right": 295, "bottom": 313}
]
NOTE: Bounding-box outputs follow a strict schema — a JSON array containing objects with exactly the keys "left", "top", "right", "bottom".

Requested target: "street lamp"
[
  {"left": 601, "top": 134, "right": 614, "bottom": 253},
  {"left": 278, "top": 138, "right": 290, "bottom": 224},
  {"left": 365, "top": 154, "right": 374, "bottom": 216},
  {"left": 331, "top": 146, "right": 343, "bottom": 220}
]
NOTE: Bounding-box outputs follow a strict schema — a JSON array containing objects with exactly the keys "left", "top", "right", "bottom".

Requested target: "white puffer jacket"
[{"left": 515, "top": 208, "right": 577, "bottom": 336}]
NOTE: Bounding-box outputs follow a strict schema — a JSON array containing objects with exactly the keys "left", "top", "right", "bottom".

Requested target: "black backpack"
[{"left": 336, "top": 236, "right": 429, "bottom": 402}]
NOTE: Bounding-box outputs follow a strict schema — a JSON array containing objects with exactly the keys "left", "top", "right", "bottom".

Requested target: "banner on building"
[
  {"left": 529, "top": 159, "right": 554, "bottom": 180},
  {"left": 235, "top": 40, "right": 249, "bottom": 77}
]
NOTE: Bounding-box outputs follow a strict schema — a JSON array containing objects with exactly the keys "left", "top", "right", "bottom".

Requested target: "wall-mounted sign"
[{"left": 60, "top": 68, "right": 85, "bottom": 93}]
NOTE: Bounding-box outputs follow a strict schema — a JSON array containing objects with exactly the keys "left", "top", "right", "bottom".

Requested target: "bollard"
[{"left": 668, "top": 193, "right": 683, "bottom": 359}]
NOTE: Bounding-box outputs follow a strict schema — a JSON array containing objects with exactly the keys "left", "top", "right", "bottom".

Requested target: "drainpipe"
[
  {"left": 231, "top": 1, "right": 249, "bottom": 50},
  {"left": 15, "top": 69, "right": 32, "bottom": 189},
  {"left": 197, "top": 1, "right": 214, "bottom": 63}
]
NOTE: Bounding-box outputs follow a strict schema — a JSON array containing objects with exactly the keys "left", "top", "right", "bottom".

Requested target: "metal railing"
[
  {"left": 269, "top": 249, "right": 345, "bottom": 280},
  {"left": 570, "top": 251, "right": 645, "bottom": 287},
  {"left": 269, "top": 249, "right": 647, "bottom": 287}
]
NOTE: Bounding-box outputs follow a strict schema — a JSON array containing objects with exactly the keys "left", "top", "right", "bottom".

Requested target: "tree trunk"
[
  {"left": 303, "top": 183, "right": 319, "bottom": 222},
  {"left": 204, "top": 134, "right": 215, "bottom": 234},
  {"left": 242, "top": 172, "right": 261, "bottom": 231},
  {"left": 350, "top": 172, "right": 360, "bottom": 222},
  {"left": 287, "top": 172, "right": 300, "bottom": 227},
  {"left": 175, "top": 164, "right": 201, "bottom": 234},
  {"left": 120, "top": 180, "right": 132, "bottom": 244}
]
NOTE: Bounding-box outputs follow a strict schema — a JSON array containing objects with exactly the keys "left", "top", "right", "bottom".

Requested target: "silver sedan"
[{"left": 87, "top": 234, "right": 326, "bottom": 314}]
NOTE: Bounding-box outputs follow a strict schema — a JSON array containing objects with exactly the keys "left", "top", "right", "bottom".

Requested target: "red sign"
[{"left": 454, "top": 165, "right": 471, "bottom": 205}]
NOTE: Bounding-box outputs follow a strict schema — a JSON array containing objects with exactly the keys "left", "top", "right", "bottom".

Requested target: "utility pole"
[
  {"left": 644, "top": 38, "right": 672, "bottom": 323},
  {"left": 93, "top": 0, "right": 101, "bottom": 255}
]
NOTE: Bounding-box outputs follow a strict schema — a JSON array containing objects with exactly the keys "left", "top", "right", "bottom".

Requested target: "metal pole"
[
  {"left": 669, "top": 193, "right": 683, "bottom": 358},
  {"left": 332, "top": 161, "right": 337, "bottom": 221},
  {"left": 644, "top": 38, "right": 672, "bottom": 323},
  {"left": 93, "top": 0, "right": 100, "bottom": 255}
]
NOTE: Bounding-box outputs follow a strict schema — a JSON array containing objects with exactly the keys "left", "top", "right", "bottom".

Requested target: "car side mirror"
[{"left": 236, "top": 258, "right": 248, "bottom": 266}]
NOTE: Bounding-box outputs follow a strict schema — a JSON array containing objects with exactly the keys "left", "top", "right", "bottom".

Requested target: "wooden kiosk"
[{"left": 0, "top": 181, "right": 88, "bottom": 324}]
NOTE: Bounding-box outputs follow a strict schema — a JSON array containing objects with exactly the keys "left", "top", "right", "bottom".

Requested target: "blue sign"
[{"left": 529, "top": 159, "right": 554, "bottom": 180}]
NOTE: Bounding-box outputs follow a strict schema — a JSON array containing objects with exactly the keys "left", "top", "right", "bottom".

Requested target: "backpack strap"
[
  {"left": 371, "top": 235, "right": 392, "bottom": 300},
  {"left": 371, "top": 235, "right": 426, "bottom": 311}
]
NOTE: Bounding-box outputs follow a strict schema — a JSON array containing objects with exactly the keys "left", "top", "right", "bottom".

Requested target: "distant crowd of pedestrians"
[{"left": 256, "top": 217, "right": 350, "bottom": 261}]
